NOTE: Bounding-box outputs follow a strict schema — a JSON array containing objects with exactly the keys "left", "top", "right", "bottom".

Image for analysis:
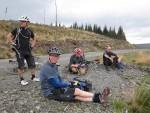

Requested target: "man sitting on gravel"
[
  {"left": 40, "top": 46, "right": 110, "bottom": 105},
  {"left": 68, "top": 48, "right": 88, "bottom": 75},
  {"left": 103, "top": 45, "right": 124, "bottom": 71}
]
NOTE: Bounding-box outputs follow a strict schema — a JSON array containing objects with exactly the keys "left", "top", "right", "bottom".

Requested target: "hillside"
[{"left": 0, "top": 20, "right": 134, "bottom": 58}]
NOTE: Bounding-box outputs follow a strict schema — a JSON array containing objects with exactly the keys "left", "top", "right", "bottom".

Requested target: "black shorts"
[
  {"left": 16, "top": 51, "right": 36, "bottom": 69},
  {"left": 48, "top": 88, "right": 75, "bottom": 101},
  {"left": 103, "top": 59, "right": 113, "bottom": 66}
]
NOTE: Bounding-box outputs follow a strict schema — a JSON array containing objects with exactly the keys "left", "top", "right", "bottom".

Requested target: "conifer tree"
[
  {"left": 117, "top": 26, "right": 126, "bottom": 40},
  {"left": 103, "top": 25, "right": 109, "bottom": 36}
]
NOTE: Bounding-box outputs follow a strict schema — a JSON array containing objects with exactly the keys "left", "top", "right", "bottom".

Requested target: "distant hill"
[
  {"left": 135, "top": 43, "right": 150, "bottom": 49},
  {"left": 0, "top": 20, "right": 134, "bottom": 59}
]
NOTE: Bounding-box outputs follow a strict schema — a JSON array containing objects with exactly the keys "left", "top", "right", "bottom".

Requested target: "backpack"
[{"left": 70, "top": 77, "right": 92, "bottom": 91}]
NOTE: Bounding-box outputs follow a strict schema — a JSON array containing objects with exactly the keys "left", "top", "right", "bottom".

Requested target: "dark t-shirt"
[
  {"left": 11, "top": 27, "right": 34, "bottom": 51},
  {"left": 69, "top": 54, "right": 86, "bottom": 67},
  {"left": 103, "top": 51, "right": 117, "bottom": 62}
]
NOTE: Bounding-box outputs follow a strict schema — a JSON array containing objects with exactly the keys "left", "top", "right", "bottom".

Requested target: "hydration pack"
[{"left": 70, "top": 77, "right": 92, "bottom": 91}]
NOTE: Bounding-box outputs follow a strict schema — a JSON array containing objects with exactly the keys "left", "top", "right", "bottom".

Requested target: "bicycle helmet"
[
  {"left": 18, "top": 16, "right": 30, "bottom": 22},
  {"left": 47, "top": 47, "right": 61, "bottom": 55}
]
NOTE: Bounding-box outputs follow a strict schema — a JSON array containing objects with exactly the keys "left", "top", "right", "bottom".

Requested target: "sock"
[
  {"left": 20, "top": 77, "right": 24, "bottom": 81},
  {"left": 93, "top": 93, "right": 101, "bottom": 103},
  {"left": 31, "top": 74, "right": 35, "bottom": 80}
]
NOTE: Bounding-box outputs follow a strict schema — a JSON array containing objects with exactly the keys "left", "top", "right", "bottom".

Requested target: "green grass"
[
  {"left": 112, "top": 99, "right": 128, "bottom": 113},
  {"left": 112, "top": 74, "right": 150, "bottom": 113},
  {"left": 130, "top": 74, "right": 150, "bottom": 113}
]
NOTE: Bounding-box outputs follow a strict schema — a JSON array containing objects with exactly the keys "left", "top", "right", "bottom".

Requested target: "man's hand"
[
  {"left": 11, "top": 42, "right": 16, "bottom": 46},
  {"left": 71, "top": 64, "right": 79, "bottom": 68},
  {"left": 109, "top": 57, "right": 113, "bottom": 62},
  {"left": 70, "top": 80, "right": 79, "bottom": 87},
  {"left": 81, "top": 64, "right": 85, "bottom": 67},
  {"left": 111, "top": 56, "right": 116, "bottom": 59},
  {"left": 30, "top": 37, "right": 36, "bottom": 50}
]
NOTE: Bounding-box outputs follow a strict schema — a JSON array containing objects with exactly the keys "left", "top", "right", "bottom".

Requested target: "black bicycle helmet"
[{"left": 47, "top": 47, "right": 61, "bottom": 55}]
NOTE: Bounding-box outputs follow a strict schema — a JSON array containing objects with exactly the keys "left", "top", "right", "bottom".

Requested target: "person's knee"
[
  {"left": 78, "top": 67, "right": 87, "bottom": 75},
  {"left": 72, "top": 67, "right": 78, "bottom": 73},
  {"left": 74, "top": 88, "right": 81, "bottom": 95},
  {"left": 18, "top": 66, "right": 24, "bottom": 70},
  {"left": 18, "top": 68, "right": 24, "bottom": 73},
  {"left": 118, "top": 57, "right": 122, "bottom": 63},
  {"left": 28, "top": 65, "right": 36, "bottom": 69}
]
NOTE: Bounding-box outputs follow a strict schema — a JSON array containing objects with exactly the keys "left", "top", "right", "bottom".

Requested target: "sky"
[{"left": 0, "top": 0, "right": 150, "bottom": 44}]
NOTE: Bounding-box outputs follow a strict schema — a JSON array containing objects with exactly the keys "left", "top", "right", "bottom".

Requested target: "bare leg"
[
  {"left": 118, "top": 57, "right": 122, "bottom": 63},
  {"left": 75, "top": 96, "right": 93, "bottom": 102},
  {"left": 72, "top": 67, "right": 78, "bottom": 73},
  {"left": 18, "top": 68, "right": 24, "bottom": 79},
  {"left": 30, "top": 68, "right": 35, "bottom": 75},
  {"left": 74, "top": 88, "right": 94, "bottom": 98},
  {"left": 74, "top": 87, "right": 110, "bottom": 103}
]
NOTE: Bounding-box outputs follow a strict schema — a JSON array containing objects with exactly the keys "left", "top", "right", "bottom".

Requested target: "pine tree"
[
  {"left": 78, "top": 24, "right": 84, "bottom": 30},
  {"left": 80, "top": 24, "right": 84, "bottom": 30},
  {"left": 85, "top": 24, "right": 88, "bottom": 31},
  {"left": 108, "top": 27, "right": 112, "bottom": 37},
  {"left": 73, "top": 22, "right": 78, "bottom": 29},
  {"left": 59, "top": 23, "right": 61, "bottom": 27},
  {"left": 93, "top": 24, "right": 98, "bottom": 33},
  {"left": 87, "top": 24, "right": 92, "bottom": 32},
  {"left": 112, "top": 27, "right": 117, "bottom": 38},
  {"left": 117, "top": 26, "right": 126, "bottom": 40},
  {"left": 108, "top": 27, "right": 117, "bottom": 38},
  {"left": 103, "top": 25, "right": 109, "bottom": 36},
  {"left": 97, "top": 26, "right": 102, "bottom": 34}
]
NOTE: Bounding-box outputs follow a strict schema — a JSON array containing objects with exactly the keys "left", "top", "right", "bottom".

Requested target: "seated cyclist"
[
  {"left": 68, "top": 48, "right": 88, "bottom": 74},
  {"left": 103, "top": 45, "right": 124, "bottom": 70},
  {"left": 40, "top": 47, "right": 110, "bottom": 105}
]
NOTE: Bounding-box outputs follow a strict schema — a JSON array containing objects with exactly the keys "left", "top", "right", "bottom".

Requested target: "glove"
[{"left": 69, "top": 81, "right": 79, "bottom": 88}]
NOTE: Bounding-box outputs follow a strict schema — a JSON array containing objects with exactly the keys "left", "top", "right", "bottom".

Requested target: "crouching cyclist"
[
  {"left": 68, "top": 48, "right": 88, "bottom": 75},
  {"left": 40, "top": 47, "right": 110, "bottom": 105}
]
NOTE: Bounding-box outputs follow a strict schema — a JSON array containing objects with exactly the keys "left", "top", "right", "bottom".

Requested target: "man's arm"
[
  {"left": 110, "top": 52, "right": 118, "bottom": 59},
  {"left": 104, "top": 53, "right": 113, "bottom": 61},
  {"left": 48, "top": 76, "right": 70, "bottom": 88},
  {"left": 29, "top": 29, "right": 36, "bottom": 48},
  {"left": 7, "top": 28, "right": 17, "bottom": 45},
  {"left": 7, "top": 32, "right": 14, "bottom": 45},
  {"left": 30, "top": 37, "right": 36, "bottom": 48}
]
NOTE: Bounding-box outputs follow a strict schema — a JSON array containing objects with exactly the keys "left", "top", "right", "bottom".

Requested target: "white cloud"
[
  {"left": 0, "top": 0, "right": 150, "bottom": 44},
  {"left": 53, "top": 0, "right": 150, "bottom": 18}
]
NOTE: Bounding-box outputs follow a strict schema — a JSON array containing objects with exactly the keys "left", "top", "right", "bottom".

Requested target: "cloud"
[{"left": 0, "top": 0, "right": 150, "bottom": 44}]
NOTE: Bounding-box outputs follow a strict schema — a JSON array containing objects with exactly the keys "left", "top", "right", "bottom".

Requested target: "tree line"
[{"left": 70, "top": 22, "right": 126, "bottom": 40}]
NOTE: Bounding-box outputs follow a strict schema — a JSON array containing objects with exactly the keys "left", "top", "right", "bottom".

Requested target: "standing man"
[{"left": 7, "top": 16, "right": 39, "bottom": 85}]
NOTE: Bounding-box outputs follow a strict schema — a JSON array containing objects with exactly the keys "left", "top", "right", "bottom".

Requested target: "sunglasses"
[
  {"left": 49, "top": 53, "right": 59, "bottom": 57},
  {"left": 20, "top": 21, "right": 28, "bottom": 23}
]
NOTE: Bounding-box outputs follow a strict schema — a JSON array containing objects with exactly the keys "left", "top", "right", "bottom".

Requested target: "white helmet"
[{"left": 18, "top": 16, "right": 30, "bottom": 22}]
